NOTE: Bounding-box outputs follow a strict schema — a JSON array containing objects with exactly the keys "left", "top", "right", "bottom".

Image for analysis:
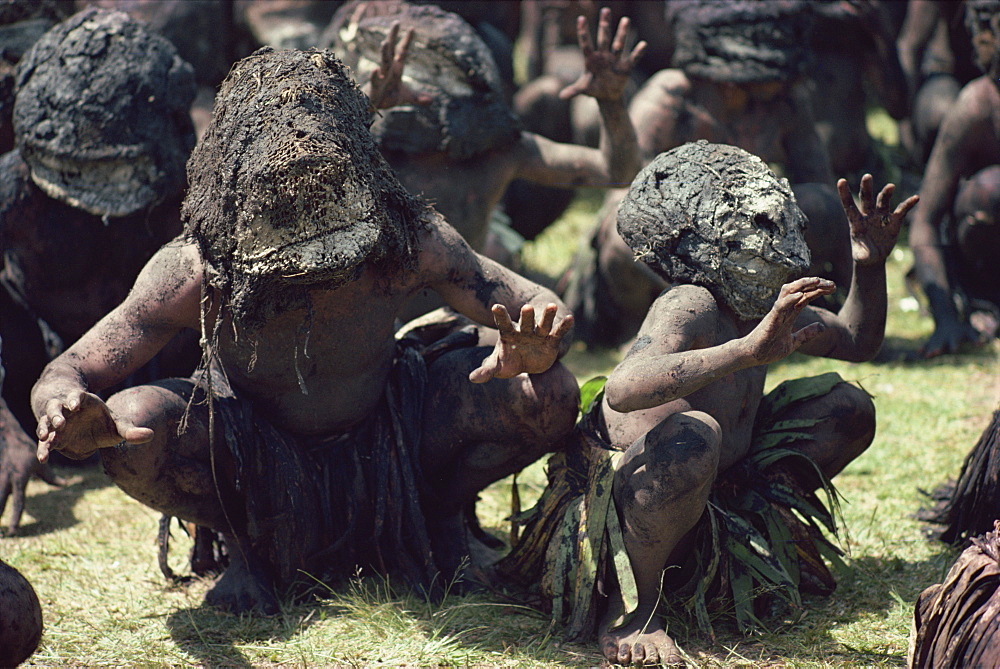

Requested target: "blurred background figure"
[{"left": 907, "top": 0, "right": 999, "bottom": 357}]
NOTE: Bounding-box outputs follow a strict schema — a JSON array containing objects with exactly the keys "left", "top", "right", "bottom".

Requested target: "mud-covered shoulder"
[
  {"left": 646, "top": 284, "right": 720, "bottom": 323},
  {"left": 633, "top": 284, "right": 722, "bottom": 352},
  {"left": 123, "top": 236, "right": 204, "bottom": 330},
  {"left": 411, "top": 210, "right": 482, "bottom": 282}
]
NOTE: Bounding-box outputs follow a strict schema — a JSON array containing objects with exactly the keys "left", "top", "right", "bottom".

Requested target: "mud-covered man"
[
  {"left": 0, "top": 7, "right": 199, "bottom": 531},
  {"left": 501, "top": 141, "right": 918, "bottom": 665},
  {"left": 328, "top": 1, "right": 644, "bottom": 296},
  {"left": 909, "top": 0, "right": 1000, "bottom": 357},
  {"left": 30, "top": 47, "right": 580, "bottom": 614}
]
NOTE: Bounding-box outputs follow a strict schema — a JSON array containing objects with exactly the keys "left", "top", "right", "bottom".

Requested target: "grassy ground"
[{"left": 4, "top": 184, "right": 1000, "bottom": 666}]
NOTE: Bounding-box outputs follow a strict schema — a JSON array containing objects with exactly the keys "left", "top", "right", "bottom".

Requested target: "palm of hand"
[
  {"left": 838, "top": 174, "right": 919, "bottom": 266},
  {"left": 40, "top": 392, "right": 120, "bottom": 459},
  {"left": 469, "top": 303, "right": 573, "bottom": 383},
  {"left": 560, "top": 8, "right": 646, "bottom": 101}
]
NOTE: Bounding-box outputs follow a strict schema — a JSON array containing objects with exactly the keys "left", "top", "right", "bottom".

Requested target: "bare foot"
[
  {"left": 204, "top": 538, "right": 278, "bottom": 615},
  {"left": 599, "top": 607, "right": 685, "bottom": 667}
]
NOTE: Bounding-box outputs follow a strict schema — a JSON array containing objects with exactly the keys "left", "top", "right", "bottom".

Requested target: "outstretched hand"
[
  {"left": 364, "top": 19, "right": 432, "bottom": 111},
  {"left": 35, "top": 390, "right": 153, "bottom": 463},
  {"left": 559, "top": 7, "right": 646, "bottom": 101},
  {"left": 837, "top": 173, "right": 919, "bottom": 266},
  {"left": 743, "top": 277, "right": 836, "bottom": 365},
  {"left": 469, "top": 303, "right": 574, "bottom": 383}
]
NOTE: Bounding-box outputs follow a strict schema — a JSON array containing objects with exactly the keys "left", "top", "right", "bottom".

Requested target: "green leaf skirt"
[{"left": 496, "top": 372, "right": 852, "bottom": 641}]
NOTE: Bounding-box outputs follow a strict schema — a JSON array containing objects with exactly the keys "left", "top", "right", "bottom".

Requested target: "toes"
[
  {"left": 617, "top": 643, "right": 633, "bottom": 666},
  {"left": 631, "top": 643, "right": 647, "bottom": 665}
]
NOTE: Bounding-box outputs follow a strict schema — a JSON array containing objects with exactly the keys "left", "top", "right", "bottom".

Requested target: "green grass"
[{"left": 4, "top": 189, "right": 999, "bottom": 666}]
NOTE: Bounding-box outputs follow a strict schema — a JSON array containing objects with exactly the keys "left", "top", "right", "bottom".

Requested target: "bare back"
[{"left": 629, "top": 70, "right": 832, "bottom": 184}]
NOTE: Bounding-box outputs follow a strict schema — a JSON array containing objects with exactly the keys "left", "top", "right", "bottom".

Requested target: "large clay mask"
[{"left": 617, "top": 140, "right": 811, "bottom": 320}]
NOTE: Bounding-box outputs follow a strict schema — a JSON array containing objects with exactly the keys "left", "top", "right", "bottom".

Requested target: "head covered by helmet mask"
[
  {"left": 617, "top": 140, "right": 811, "bottom": 320},
  {"left": 669, "top": 0, "right": 814, "bottom": 84},
  {"left": 329, "top": 1, "right": 521, "bottom": 161},
  {"left": 13, "top": 7, "right": 196, "bottom": 217},
  {"left": 182, "top": 47, "right": 426, "bottom": 329}
]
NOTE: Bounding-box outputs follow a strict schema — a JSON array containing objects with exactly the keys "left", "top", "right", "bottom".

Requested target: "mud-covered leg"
[
  {"left": 601, "top": 410, "right": 721, "bottom": 668},
  {"left": 775, "top": 381, "right": 876, "bottom": 486},
  {"left": 420, "top": 346, "right": 579, "bottom": 579},
  {"left": 101, "top": 379, "right": 277, "bottom": 614}
]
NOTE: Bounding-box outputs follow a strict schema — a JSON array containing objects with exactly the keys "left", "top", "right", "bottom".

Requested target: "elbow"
[
  {"left": 603, "top": 377, "right": 627, "bottom": 413},
  {"left": 603, "top": 377, "right": 641, "bottom": 413}
]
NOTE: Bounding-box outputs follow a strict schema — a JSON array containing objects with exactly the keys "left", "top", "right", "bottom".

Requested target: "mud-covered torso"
[
  {"left": 213, "top": 265, "right": 416, "bottom": 436},
  {"left": 630, "top": 70, "right": 792, "bottom": 171},
  {"left": 601, "top": 286, "right": 768, "bottom": 471},
  {"left": 382, "top": 147, "right": 517, "bottom": 252},
  {"left": 0, "top": 150, "right": 183, "bottom": 341},
  {"left": 960, "top": 77, "right": 1000, "bottom": 173}
]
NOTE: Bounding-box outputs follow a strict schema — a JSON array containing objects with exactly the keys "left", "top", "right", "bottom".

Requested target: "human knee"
[
  {"left": 955, "top": 167, "right": 1000, "bottom": 259},
  {"left": 829, "top": 382, "right": 876, "bottom": 455},
  {"left": 524, "top": 362, "right": 579, "bottom": 442},
  {"left": 101, "top": 382, "right": 193, "bottom": 485},
  {"left": 623, "top": 411, "right": 721, "bottom": 507}
]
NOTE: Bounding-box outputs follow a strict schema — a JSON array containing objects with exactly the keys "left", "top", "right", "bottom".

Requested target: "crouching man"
[
  {"left": 499, "top": 140, "right": 918, "bottom": 665},
  {"left": 30, "top": 47, "right": 579, "bottom": 614}
]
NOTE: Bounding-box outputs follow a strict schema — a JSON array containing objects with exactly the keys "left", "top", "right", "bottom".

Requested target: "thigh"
[
  {"left": 769, "top": 381, "right": 876, "bottom": 481},
  {"left": 419, "top": 346, "right": 578, "bottom": 471},
  {"left": 102, "top": 377, "right": 234, "bottom": 528}
]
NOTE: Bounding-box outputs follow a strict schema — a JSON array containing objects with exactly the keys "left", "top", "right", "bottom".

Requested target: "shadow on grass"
[
  {"left": 15, "top": 461, "right": 109, "bottom": 537},
  {"left": 656, "top": 547, "right": 960, "bottom": 667},
  {"left": 161, "top": 573, "right": 606, "bottom": 667},
  {"left": 165, "top": 597, "right": 349, "bottom": 666},
  {"left": 152, "top": 548, "right": 960, "bottom": 668}
]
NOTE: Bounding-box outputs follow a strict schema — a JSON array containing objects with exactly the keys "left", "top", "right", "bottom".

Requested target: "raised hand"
[
  {"left": 364, "top": 19, "right": 432, "bottom": 111},
  {"left": 469, "top": 303, "right": 574, "bottom": 383},
  {"left": 837, "top": 173, "right": 919, "bottom": 266},
  {"left": 743, "top": 277, "right": 836, "bottom": 365},
  {"left": 35, "top": 390, "right": 153, "bottom": 463},
  {"left": 559, "top": 7, "right": 647, "bottom": 101}
]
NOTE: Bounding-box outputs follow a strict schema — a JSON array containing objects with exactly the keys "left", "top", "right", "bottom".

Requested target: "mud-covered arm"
[
  {"left": 908, "top": 87, "right": 990, "bottom": 356},
  {"left": 798, "top": 175, "right": 919, "bottom": 361},
  {"left": 514, "top": 7, "right": 644, "bottom": 189},
  {"left": 31, "top": 240, "right": 203, "bottom": 459},
  {"left": 419, "top": 217, "right": 574, "bottom": 381},
  {"left": 896, "top": 0, "right": 941, "bottom": 99},
  {"left": 605, "top": 280, "right": 833, "bottom": 413},
  {"left": 860, "top": 1, "right": 910, "bottom": 119}
]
